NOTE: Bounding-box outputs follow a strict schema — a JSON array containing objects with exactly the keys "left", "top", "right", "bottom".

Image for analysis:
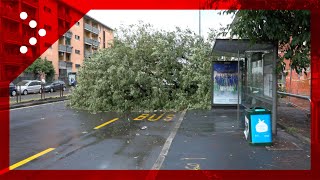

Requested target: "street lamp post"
[{"left": 199, "top": 10, "right": 201, "bottom": 36}]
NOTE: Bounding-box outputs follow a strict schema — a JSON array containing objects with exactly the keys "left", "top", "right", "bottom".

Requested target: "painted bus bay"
[{"left": 133, "top": 113, "right": 175, "bottom": 122}]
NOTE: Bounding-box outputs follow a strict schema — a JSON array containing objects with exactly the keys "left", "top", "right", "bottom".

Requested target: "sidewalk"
[
  {"left": 278, "top": 103, "right": 310, "bottom": 142},
  {"left": 161, "top": 109, "right": 310, "bottom": 170},
  {"left": 10, "top": 95, "right": 68, "bottom": 109},
  {"left": 10, "top": 89, "right": 70, "bottom": 104}
]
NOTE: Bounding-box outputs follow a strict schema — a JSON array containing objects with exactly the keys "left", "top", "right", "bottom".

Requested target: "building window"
[
  {"left": 76, "top": 22, "right": 80, "bottom": 26},
  {"left": 44, "top": 25, "right": 52, "bottom": 31},
  {"left": 44, "top": 6, "right": 52, "bottom": 13},
  {"left": 65, "top": 38, "right": 71, "bottom": 45},
  {"left": 75, "top": 50, "right": 80, "bottom": 54},
  {"left": 75, "top": 35, "right": 80, "bottom": 40}
]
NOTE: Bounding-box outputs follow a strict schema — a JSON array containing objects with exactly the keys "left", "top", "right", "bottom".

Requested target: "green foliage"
[
  {"left": 25, "top": 57, "right": 55, "bottom": 81},
  {"left": 70, "top": 23, "right": 216, "bottom": 112},
  {"left": 221, "top": 10, "right": 310, "bottom": 75}
]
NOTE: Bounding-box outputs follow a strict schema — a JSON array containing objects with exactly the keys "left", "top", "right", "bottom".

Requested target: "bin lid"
[{"left": 245, "top": 107, "right": 271, "bottom": 113}]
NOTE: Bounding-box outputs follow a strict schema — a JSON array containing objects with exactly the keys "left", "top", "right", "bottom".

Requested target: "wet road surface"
[
  {"left": 10, "top": 101, "right": 180, "bottom": 170},
  {"left": 161, "top": 109, "right": 310, "bottom": 170},
  {"left": 10, "top": 102, "right": 310, "bottom": 170}
]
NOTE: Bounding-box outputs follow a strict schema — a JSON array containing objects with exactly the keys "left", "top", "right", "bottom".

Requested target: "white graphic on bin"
[{"left": 255, "top": 119, "right": 268, "bottom": 133}]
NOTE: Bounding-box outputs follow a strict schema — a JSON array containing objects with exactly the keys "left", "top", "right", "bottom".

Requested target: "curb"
[
  {"left": 10, "top": 96, "right": 69, "bottom": 109},
  {"left": 277, "top": 122, "right": 311, "bottom": 144}
]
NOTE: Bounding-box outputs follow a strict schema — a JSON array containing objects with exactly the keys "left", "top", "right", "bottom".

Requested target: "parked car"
[
  {"left": 9, "top": 82, "right": 17, "bottom": 96},
  {"left": 16, "top": 80, "right": 42, "bottom": 95},
  {"left": 44, "top": 80, "right": 66, "bottom": 93}
]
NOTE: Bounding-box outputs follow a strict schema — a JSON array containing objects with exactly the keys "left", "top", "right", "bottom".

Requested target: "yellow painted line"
[
  {"left": 94, "top": 118, "right": 119, "bottom": 130},
  {"left": 9, "top": 148, "right": 55, "bottom": 170}
]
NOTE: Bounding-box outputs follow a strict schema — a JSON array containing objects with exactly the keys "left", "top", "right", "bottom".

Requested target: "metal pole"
[
  {"left": 272, "top": 43, "right": 278, "bottom": 136},
  {"left": 16, "top": 86, "right": 18, "bottom": 103},
  {"left": 41, "top": 84, "right": 42, "bottom": 99},
  {"left": 19, "top": 86, "right": 21, "bottom": 102},
  {"left": 43, "top": 84, "right": 45, "bottom": 99},
  {"left": 198, "top": 0, "right": 201, "bottom": 37},
  {"left": 211, "top": 61, "right": 214, "bottom": 108},
  {"left": 199, "top": 10, "right": 201, "bottom": 36},
  {"left": 237, "top": 51, "right": 240, "bottom": 122},
  {"left": 289, "top": 66, "right": 292, "bottom": 103},
  {"left": 41, "top": 84, "right": 42, "bottom": 100},
  {"left": 277, "top": 91, "right": 310, "bottom": 102}
]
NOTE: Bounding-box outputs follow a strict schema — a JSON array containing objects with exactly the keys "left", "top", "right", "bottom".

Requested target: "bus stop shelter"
[{"left": 211, "top": 39, "right": 278, "bottom": 135}]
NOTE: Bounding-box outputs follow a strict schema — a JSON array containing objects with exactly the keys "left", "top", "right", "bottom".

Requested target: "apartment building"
[
  {"left": 41, "top": 14, "right": 114, "bottom": 81},
  {"left": 0, "top": 0, "right": 113, "bottom": 84}
]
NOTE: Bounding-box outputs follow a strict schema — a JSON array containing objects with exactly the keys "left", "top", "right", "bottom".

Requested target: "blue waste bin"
[{"left": 244, "top": 107, "right": 272, "bottom": 145}]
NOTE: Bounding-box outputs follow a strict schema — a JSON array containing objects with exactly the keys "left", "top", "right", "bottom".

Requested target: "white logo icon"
[{"left": 255, "top": 119, "right": 268, "bottom": 133}]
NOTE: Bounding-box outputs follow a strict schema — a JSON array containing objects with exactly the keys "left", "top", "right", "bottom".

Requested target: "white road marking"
[
  {"left": 180, "top": 158, "right": 206, "bottom": 160},
  {"left": 151, "top": 109, "right": 187, "bottom": 170}
]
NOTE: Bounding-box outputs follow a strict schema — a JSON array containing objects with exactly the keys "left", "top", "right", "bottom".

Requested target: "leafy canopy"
[
  {"left": 221, "top": 10, "right": 310, "bottom": 75},
  {"left": 25, "top": 57, "right": 55, "bottom": 80},
  {"left": 70, "top": 23, "right": 216, "bottom": 112}
]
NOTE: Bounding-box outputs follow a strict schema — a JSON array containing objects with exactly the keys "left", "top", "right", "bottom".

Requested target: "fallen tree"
[{"left": 70, "top": 23, "right": 215, "bottom": 112}]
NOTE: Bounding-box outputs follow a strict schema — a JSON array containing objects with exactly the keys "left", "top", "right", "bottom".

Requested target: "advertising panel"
[{"left": 213, "top": 62, "right": 241, "bottom": 105}]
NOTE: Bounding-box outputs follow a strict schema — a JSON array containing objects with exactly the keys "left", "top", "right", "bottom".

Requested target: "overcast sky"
[{"left": 87, "top": 10, "right": 234, "bottom": 39}]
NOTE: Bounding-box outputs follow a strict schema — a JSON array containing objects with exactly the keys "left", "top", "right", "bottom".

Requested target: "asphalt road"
[
  {"left": 161, "top": 109, "right": 310, "bottom": 170},
  {"left": 9, "top": 101, "right": 310, "bottom": 170},
  {"left": 10, "top": 90, "right": 70, "bottom": 104},
  {"left": 10, "top": 101, "right": 180, "bottom": 170}
]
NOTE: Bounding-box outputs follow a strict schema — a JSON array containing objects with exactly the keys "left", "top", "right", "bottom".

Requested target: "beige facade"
[{"left": 41, "top": 15, "right": 114, "bottom": 80}]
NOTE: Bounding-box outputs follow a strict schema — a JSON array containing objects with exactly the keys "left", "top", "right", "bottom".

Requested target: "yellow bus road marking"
[
  {"left": 9, "top": 148, "right": 55, "bottom": 170},
  {"left": 94, "top": 118, "right": 119, "bottom": 130}
]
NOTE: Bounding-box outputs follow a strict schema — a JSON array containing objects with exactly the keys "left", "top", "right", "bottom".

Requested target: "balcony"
[
  {"left": 92, "top": 26, "right": 100, "bottom": 35},
  {"left": 84, "top": 51, "right": 92, "bottom": 58},
  {"left": 58, "top": 44, "right": 66, "bottom": 52},
  {"left": 23, "top": 10, "right": 37, "bottom": 19},
  {"left": 65, "top": 13, "right": 72, "bottom": 22},
  {"left": 59, "top": 60, "right": 66, "bottom": 69},
  {"left": 66, "top": 61, "right": 73, "bottom": 68},
  {"left": 92, "top": 39, "right": 100, "bottom": 47},
  {"left": 58, "top": 11, "right": 66, "bottom": 19},
  {"left": 3, "top": 32, "right": 22, "bottom": 43},
  {"left": 2, "top": 9, "right": 20, "bottom": 22},
  {"left": 64, "top": 31, "right": 73, "bottom": 39},
  {"left": 22, "top": 0, "right": 39, "bottom": 7},
  {"left": 66, "top": 45, "right": 72, "bottom": 53},
  {"left": 59, "top": 44, "right": 72, "bottom": 53},
  {"left": 58, "top": 28, "right": 66, "bottom": 36},
  {"left": 2, "top": 55, "right": 20, "bottom": 63},
  {"left": 84, "top": 23, "right": 100, "bottom": 35},
  {"left": 84, "top": 23, "right": 92, "bottom": 32},
  {"left": 84, "top": 38, "right": 93, "bottom": 45}
]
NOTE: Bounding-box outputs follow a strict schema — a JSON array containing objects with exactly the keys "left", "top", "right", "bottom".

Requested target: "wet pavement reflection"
[
  {"left": 10, "top": 102, "right": 309, "bottom": 170},
  {"left": 10, "top": 101, "right": 179, "bottom": 170}
]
